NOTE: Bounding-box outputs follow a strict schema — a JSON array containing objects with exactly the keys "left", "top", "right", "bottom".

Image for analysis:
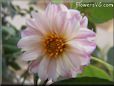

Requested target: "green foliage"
[
  {"left": 88, "top": 20, "right": 96, "bottom": 32},
  {"left": 77, "top": 65, "right": 112, "bottom": 81},
  {"left": 107, "top": 46, "right": 114, "bottom": 66},
  {"left": 92, "top": 46, "right": 102, "bottom": 58},
  {"left": 77, "top": 4, "right": 113, "bottom": 24},
  {"left": 52, "top": 0, "right": 63, "bottom": 4},
  {"left": 2, "top": 26, "right": 16, "bottom": 36},
  {"left": 86, "top": 7, "right": 113, "bottom": 23},
  {"left": 91, "top": 57, "right": 114, "bottom": 81},
  {"left": 51, "top": 77, "right": 114, "bottom": 85},
  {"left": 34, "top": 73, "right": 39, "bottom": 85},
  {"left": 1, "top": 0, "right": 114, "bottom": 84},
  {"left": 2, "top": 26, "right": 21, "bottom": 71},
  {"left": 29, "top": 0, "right": 38, "bottom": 5},
  {"left": 70, "top": 1, "right": 114, "bottom": 24}
]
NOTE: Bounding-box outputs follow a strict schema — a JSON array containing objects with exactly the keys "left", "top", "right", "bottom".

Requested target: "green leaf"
[
  {"left": 78, "top": 4, "right": 113, "bottom": 23},
  {"left": 2, "top": 26, "right": 16, "bottom": 36},
  {"left": 77, "top": 65, "right": 112, "bottom": 81},
  {"left": 9, "top": 61, "right": 21, "bottom": 70},
  {"left": 52, "top": 0, "right": 63, "bottom": 4},
  {"left": 3, "top": 37, "right": 19, "bottom": 45},
  {"left": 88, "top": 20, "right": 96, "bottom": 32},
  {"left": 91, "top": 57, "right": 114, "bottom": 81},
  {"left": 107, "top": 46, "right": 114, "bottom": 66},
  {"left": 51, "top": 77, "right": 113, "bottom": 85},
  {"left": 29, "top": 0, "right": 37, "bottom": 5},
  {"left": 34, "top": 73, "right": 39, "bottom": 85},
  {"left": 92, "top": 46, "right": 102, "bottom": 58},
  {"left": 3, "top": 44, "right": 20, "bottom": 54},
  {"left": 91, "top": 57, "right": 113, "bottom": 74}
]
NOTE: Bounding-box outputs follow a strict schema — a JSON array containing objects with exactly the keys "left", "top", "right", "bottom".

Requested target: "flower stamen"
[{"left": 43, "top": 34, "right": 66, "bottom": 58}]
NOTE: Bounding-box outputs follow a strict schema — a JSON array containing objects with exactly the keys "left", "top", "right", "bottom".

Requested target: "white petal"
[
  {"left": 74, "top": 28, "right": 96, "bottom": 54},
  {"left": 29, "top": 56, "right": 43, "bottom": 73},
  {"left": 47, "top": 59, "right": 58, "bottom": 81},
  {"left": 76, "top": 28, "right": 96, "bottom": 39},
  {"left": 31, "top": 11, "right": 50, "bottom": 34},
  {"left": 26, "top": 19, "right": 37, "bottom": 29},
  {"left": 38, "top": 57, "right": 51, "bottom": 80},
  {"left": 67, "top": 52, "right": 81, "bottom": 68},
  {"left": 57, "top": 57, "right": 66, "bottom": 76},
  {"left": 45, "top": 4, "right": 61, "bottom": 33},
  {"left": 59, "top": 4, "right": 68, "bottom": 12},
  {"left": 26, "top": 19, "right": 44, "bottom": 36},
  {"left": 21, "top": 50, "right": 40, "bottom": 61},
  {"left": 45, "top": 4, "right": 59, "bottom": 20},
  {"left": 80, "top": 16, "right": 88, "bottom": 27},
  {"left": 66, "top": 39, "right": 92, "bottom": 65},
  {"left": 69, "top": 9, "right": 82, "bottom": 21},
  {"left": 21, "top": 28, "right": 39, "bottom": 37},
  {"left": 64, "top": 18, "right": 80, "bottom": 40},
  {"left": 38, "top": 57, "right": 58, "bottom": 81},
  {"left": 45, "top": 4, "right": 68, "bottom": 20},
  {"left": 76, "top": 39, "right": 96, "bottom": 54},
  {"left": 55, "top": 11, "right": 68, "bottom": 34},
  {"left": 66, "top": 38, "right": 80, "bottom": 50},
  {"left": 45, "top": 4, "right": 69, "bottom": 34},
  {"left": 66, "top": 31, "right": 96, "bottom": 54},
  {"left": 79, "top": 54, "right": 90, "bottom": 65},
  {"left": 70, "top": 67, "right": 82, "bottom": 77},
  {"left": 75, "top": 28, "right": 96, "bottom": 54},
  {"left": 70, "top": 49, "right": 90, "bottom": 65},
  {"left": 57, "top": 54, "right": 73, "bottom": 77},
  {"left": 17, "top": 35, "right": 41, "bottom": 51}
]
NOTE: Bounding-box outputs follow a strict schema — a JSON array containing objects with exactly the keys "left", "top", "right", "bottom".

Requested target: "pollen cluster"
[{"left": 43, "top": 34, "right": 66, "bottom": 58}]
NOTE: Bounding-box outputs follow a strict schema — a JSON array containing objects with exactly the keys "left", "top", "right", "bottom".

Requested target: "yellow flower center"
[{"left": 42, "top": 33, "right": 67, "bottom": 58}]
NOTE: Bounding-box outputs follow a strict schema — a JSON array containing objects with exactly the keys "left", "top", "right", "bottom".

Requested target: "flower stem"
[
  {"left": 21, "top": 67, "right": 29, "bottom": 84},
  {"left": 34, "top": 74, "right": 38, "bottom": 86},
  {"left": 91, "top": 56, "right": 113, "bottom": 79},
  {"left": 42, "top": 79, "right": 48, "bottom": 86}
]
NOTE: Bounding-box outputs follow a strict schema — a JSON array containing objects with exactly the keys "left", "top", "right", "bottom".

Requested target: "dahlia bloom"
[{"left": 17, "top": 4, "right": 96, "bottom": 81}]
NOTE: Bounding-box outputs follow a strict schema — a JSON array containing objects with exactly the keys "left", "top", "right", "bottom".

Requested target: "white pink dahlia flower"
[{"left": 17, "top": 4, "right": 96, "bottom": 81}]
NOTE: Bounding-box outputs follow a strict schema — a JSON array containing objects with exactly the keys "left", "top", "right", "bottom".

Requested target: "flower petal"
[
  {"left": 47, "top": 59, "right": 58, "bottom": 81},
  {"left": 31, "top": 12, "right": 50, "bottom": 35},
  {"left": 67, "top": 28, "right": 96, "bottom": 54},
  {"left": 21, "top": 28, "right": 38, "bottom": 37},
  {"left": 57, "top": 54, "right": 74, "bottom": 77},
  {"left": 45, "top": 4, "right": 59, "bottom": 25},
  {"left": 17, "top": 35, "right": 41, "bottom": 51},
  {"left": 45, "top": 4, "right": 68, "bottom": 33},
  {"left": 76, "top": 28, "right": 96, "bottom": 53},
  {"left": 26, "top": 19, "right": 44, "bottom": 36},
  {"left": 38, "top": 57, "right": 49, "bottom": 80},
  {"left": 58, "top": 4, "right": 68, "bottom": 12},
  {"left": 45, "top": 3, "right": 68, "bottom": 19},
  {"left": 69, "top": 9, "right": 82, "bottom": 21},
  {"left": 67, "top": 52, "right": 81, "bottom": 68},
  {"left": 38, "top": 57, "right": 58, "bottom": 81},
  {"left": 80, "top": 16, "right": 88, "bottom": 27},
  {"left": 64, "top": 17, "right": 80, "bottom": 40},
  {"left": 68, "top": 48, "right": 90, "bottom": 65},
  {"left": 21, "top": 50, "right": 40, "bottom": 61},
  {"left": 55, "top": 11, "right": 68, "bottom": 34},
  {"left": 79, "top": 54, "right": 90, "bottom": 65},
  {"left": 76, "top": 39, "right": 96, "bottom": 54},
  {"left": 17, "top": 35, "right": 40, "bottom": 48},
  {"left": 76, "top": 28, "right": 96, "bottom": 39},
  {"left": 69, "top": 9, "right": 80, "bottom": 15},
  {"left": 29, "top": 56, "right": 43, "bottom": 73},
  {"left": 66, "top": 39, "right": 92, "bottom": 65}
]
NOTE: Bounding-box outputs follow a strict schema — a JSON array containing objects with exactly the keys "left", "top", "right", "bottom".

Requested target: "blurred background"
[{"left": 1, "top": 0, "right": 114, "bottom": 85}]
